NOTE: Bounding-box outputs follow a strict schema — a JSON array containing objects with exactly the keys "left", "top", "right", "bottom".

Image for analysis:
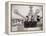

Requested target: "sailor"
[
  {"left": 29, "top": 15, "right": 37, "bottom": 27},
  {"left": 37, "top": 15, "right": 40, "bottom": 22},
  {"left": 24, "top": 16, "right": 29, "bottom": 28},
  {"left": 29, "top": 15, "right": 34, "bottom": 27}
]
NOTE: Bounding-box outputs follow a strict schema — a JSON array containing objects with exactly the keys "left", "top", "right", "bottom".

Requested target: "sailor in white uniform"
[{"left": 16, "top": 19, "right": 24, "bottom": 31}]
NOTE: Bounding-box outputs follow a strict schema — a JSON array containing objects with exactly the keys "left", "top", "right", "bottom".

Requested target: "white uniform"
[{"left": 16, "top": 22, "right": 24, "bottom": 31}]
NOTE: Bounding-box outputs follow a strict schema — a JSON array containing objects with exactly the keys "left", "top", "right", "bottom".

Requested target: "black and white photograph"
[{"left": 11, "top": 4, "right": 43, "bottom": 32}]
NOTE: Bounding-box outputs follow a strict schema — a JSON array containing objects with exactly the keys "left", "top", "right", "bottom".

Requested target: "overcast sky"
[{"left": 12, "top": 5, "right": 43, "bottom": 19}]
